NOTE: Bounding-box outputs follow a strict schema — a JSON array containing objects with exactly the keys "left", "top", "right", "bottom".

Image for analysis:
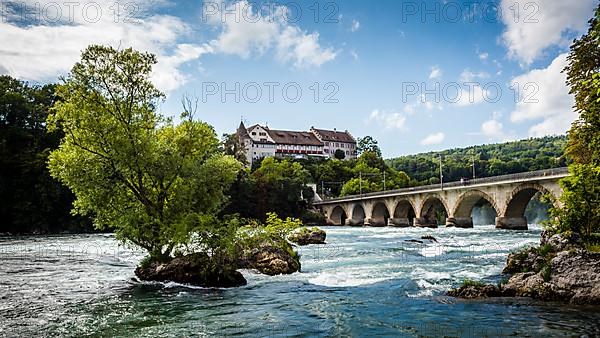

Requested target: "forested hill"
[{"left": 386, "top": 135, "right": 568, "bottom": 186}]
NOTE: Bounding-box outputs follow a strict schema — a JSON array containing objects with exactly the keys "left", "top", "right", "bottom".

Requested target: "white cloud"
[
  {"left": 459, "top": 69, "right": 490, "bottom": 82},
  {"left": 509, "top": 53, "right": 576, "bottom": 136},
  {"left": 0, "top": 0, "right": 337, "bottom": 92},
  {"left": 350, "top": 50, "right": 359, "bottom": 61},
  {"left": 479, "top": 52, "right": 489, "bottom": 61},
  {"left": 152, "top": 43, "right": 213, "bottom": 92},
  {"left": 209, "top": 0, "right": 337, "bottom": 68},
  {"left": 351, "top": 19, "right": 360, "bottom": 32},
  {"left": 403, "top": 95, "right": 442, "bottom": 115},
  {"left": 481, "top": 119, "right": 504, "bottom": 139},
  {"left": 500, "top": 0, "right": 596, "bottom": 65},
  {"left": 421, "top": 132, "right": 445, "bottom": 145},
  {"left": 455, "top": 85, "right": 490, "bottom": 107},
  {"left": 368, "top": 109, "right": 407, "bottom": 130},
  {"left": 429, "top": 66, "right": 442, "bottom": 80},
  {"left": 0, "top": 0, "right": 203, "bottom": 93}
]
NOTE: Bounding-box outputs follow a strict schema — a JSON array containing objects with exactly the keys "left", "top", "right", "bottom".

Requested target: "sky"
[{"left": 0, "top": 0, "right": 597, "bottom": 157}]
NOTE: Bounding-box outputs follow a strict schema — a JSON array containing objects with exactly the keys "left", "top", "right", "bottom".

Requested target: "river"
[{"left": 1, "top": 225, "right": 599, "bottom": 337}]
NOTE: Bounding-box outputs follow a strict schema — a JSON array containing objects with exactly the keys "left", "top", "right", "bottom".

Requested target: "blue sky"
[{"left": 0, "top": 0, "right": 596, "bottom": 157}]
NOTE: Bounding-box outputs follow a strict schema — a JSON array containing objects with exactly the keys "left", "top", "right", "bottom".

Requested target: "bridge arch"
[
  {"left": 497, "top": 183, "right": 558, "bottom": 230},
  {"left": 419, "top": 195, "right": 449, "bottom": 227},
  {"left": 454, "top": 190, "right": 499, "bottom": 217},
  {"left": 390, "top": 199, "right": 417, "bottom": 227},
  {"left": 370, "top": 202, "right": 391, "bottom": 227},
  {"left": 349, "top": 203, "right": 366, "bottom": 226},
  {"left": 503, "top": 183, "right": 557, "bottom": 217},
  {"left": 329, "top": 206, "right": 347, "bottom": 226},
  {"left": 450, "top": 190, "right": 499, "bottom": 228}
]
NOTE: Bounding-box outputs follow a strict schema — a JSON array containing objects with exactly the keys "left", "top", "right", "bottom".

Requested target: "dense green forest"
[
  {"left": 387, "top": 136, "right": 568, "bottom": 186},
  {"left": 0, "top": 76, "right": 92, "bottom": 234}
]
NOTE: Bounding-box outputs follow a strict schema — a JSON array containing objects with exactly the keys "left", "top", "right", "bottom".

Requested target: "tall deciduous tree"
[
  {"left": 357, "top": 136, "right": 382, "bottom": 157},
  {"left": 551, "top": 5, "right": 600, "bottom": 243},
  {"left": 565, "top": 4, "right": 600, "bottom": 164},
  {"left": 48, "top": 45, "right": 241, "bottom": 259}
]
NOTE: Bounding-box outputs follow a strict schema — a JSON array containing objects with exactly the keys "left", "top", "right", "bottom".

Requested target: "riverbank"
[{"left": 448, "top": 230, "right": 600, "bottom": 305}]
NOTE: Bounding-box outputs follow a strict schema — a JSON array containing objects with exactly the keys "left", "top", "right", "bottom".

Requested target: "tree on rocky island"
[{"left": 47, "top": 45, "right": 242, "bottom": 261}]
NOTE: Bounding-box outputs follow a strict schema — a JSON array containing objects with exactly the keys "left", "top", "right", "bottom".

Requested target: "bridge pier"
[
  {"left": 414, "top": 217, "right": 438, "bottom": 229},
  {"left": 495, "top": 217, "right": 528, "bottom": 230},
  {"left": 346, "top": 219, "right": 364, "bottom": 226},
  {"left": 389, "top": 218, "right": 411, "bottom": 227},
  {"left": 366, "top": 218, "right": 387, "bottom": 227},
  {"left": 446, "top": 217, "right": 474, "bottom": 228}
]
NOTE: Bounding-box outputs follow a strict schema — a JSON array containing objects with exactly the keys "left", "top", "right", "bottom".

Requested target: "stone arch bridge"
[{"left": 314, "top": 168, "right": 569, "bottom": 230}]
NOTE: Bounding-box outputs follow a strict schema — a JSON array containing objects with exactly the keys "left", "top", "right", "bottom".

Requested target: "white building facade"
[{"left": 237, "top": 122, "right": 357, "bottom": 165}]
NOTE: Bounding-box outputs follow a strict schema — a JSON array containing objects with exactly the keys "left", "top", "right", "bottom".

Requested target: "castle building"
[{"left": 237, "top": 122, "right": 357, "bottom": 165}]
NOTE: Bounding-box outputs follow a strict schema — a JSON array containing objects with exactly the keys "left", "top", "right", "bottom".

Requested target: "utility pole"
[
  {"left": 439, "top": 155, "right": 444, "bottom": 190},
  {"left": 472, "top": 147, "right": 476, "bottom": 179},
  {"left": 359, "top": 171, "right": 363, "bottom": 196},
  {"left": 383, "top": 171, "right": 386, "bottom": 191}
]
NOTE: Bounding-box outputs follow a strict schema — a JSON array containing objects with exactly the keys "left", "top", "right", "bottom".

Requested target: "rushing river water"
[{"left": 1, "top": 225, "right": 600, "bottom": 337}]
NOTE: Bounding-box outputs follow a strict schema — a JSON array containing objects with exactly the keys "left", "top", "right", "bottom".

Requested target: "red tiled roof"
[
  {"left": 267, "top": 129, "right": 323, "bottom": 146},
  {"left": 312, "top": 128, "right": 355, "bottom": 143}
]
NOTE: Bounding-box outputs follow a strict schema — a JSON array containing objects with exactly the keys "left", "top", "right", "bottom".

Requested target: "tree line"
[
  {"left": 387, "top": 136, "right": 568, "bottom": 186},
  {"left": 0, "top": 76, "right": 92, "bottom": 234}
]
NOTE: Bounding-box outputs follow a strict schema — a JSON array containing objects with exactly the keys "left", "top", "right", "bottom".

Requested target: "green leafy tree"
[
  {"left": 357, "top": 136, "right": 382, "bottom": 157},
  {"left": 252, "top": 157, "right": 312, "bottom": 218},
  {"left": 340, "top": 177, "right": 378, "bottom": 196},
  {"left": 334, "top": 148, "right": 346, "bottom": 160},
  {"left": 314, "top": 159, "right": 353, "bottom": 197},
  {"left": 221, "top": 132, "right": 248, "bottom": 165},
  {"left": 550, "top": 5, "right": 600, "bottom": 244},
  {"left": 224, "top": 157, "right": 312, "bottom": 220},
  {"left": 0, "top": 76, "right": 91, "bottom": 234},
  {"left": 551, "top": 165, "right": 600, "bottom": 239},
  {"left": 339, "top": 151, "right": 409, "bottom": 196},
  {"left": 47, "top": 45, "right": 241, "bottom": 260},
  {"left": 565, "top": 4, "right": 600, "bottom": 164}
]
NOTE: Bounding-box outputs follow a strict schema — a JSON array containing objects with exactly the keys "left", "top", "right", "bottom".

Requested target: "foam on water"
[{"left": 3, "top": 225, "right": 600, "bottom": 337}]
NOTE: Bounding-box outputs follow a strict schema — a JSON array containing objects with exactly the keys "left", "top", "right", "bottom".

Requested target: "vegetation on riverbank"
[{"left": 0, "top": 76, "right": 93, "bottom": 234}]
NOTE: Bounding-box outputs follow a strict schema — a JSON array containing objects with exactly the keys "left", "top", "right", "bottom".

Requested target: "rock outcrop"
[
  {"left": 237, "top": 245, "right": 301, "bottom": 276},
  {"left": 135, "top": 253, "right": 247, "bottom": 288},
  {"left": 501, "top": 250, "right": 600, "bottom": 304},
  {"left": 448, "top": 230, "right": 600, "bottom": 305},
  {"left": 287, "top": 227, "right": 326, "bottom": 245},
  {"left": 447, "top": 284, "right": 501, "bottom": 299}
]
